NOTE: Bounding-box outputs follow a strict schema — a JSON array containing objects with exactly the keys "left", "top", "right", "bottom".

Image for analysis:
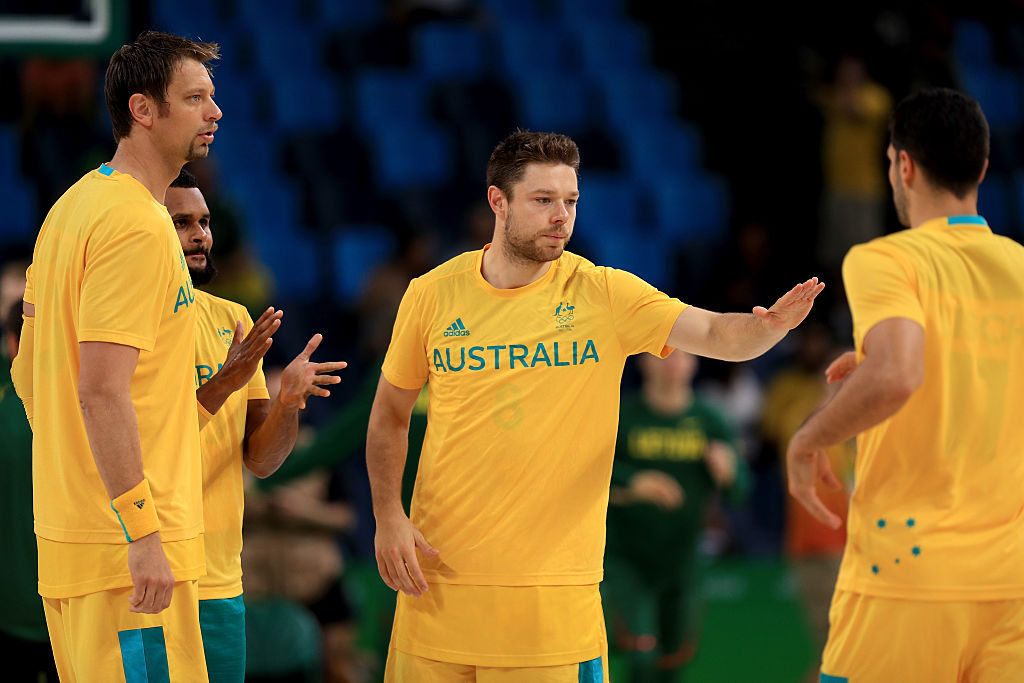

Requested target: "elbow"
[
  {"left": 878, "top": 366, "right": 922, "bottom": 408},
  {"left": 77, "top": 381, "right": 124, "bottom": 412},
  {"left": 244, "top": 456, "right": 279, "bottom": 479}
]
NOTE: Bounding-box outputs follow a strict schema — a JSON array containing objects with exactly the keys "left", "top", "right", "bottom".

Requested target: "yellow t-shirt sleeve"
[
  {"left": 243, "top": 310, "right": 271, "bottom": 400},
  {"left": 11, "top": 314, "right": 34, "bottom": 428},
  {"left": 381, "top": 279, "right": 429, "bottom": 390},
  {"left": 603, "top": 267, "right": 688, "bottom": 357},
  {"left": 23, "top": 263, "right": 34, "bottom": 305},
  {"left": 79, "top": 216, "right": 171, "bottom": 352},
  {"left": 842, "top": 243, "right": 925, "bottom": 351}
]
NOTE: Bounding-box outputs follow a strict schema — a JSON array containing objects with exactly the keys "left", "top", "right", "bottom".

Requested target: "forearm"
[
  {"left": 795, "top": 361, "right": 914, "bottom": 450},
  {"left": 244, "top": 399, "right": 300, "bottom": 478},
  {"left": 367, "top": 417, "right": 410, "bottom": 518},
  {"left": 196, "top": 374, "right": 236, "bottom": 416},
  {"left": 79, "top": 390, "right": 146, "bottom": 498},
  {"left": 707, "top": 313, "right": 787, "bottom": 362}
]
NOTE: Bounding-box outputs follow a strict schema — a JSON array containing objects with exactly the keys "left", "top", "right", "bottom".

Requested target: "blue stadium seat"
[
  {"left": 270, "top": 72, "right": 343, "bottom": 132},
  {"left": 619, "top": 123, "right": 703, "bottom": 181},
  {"left": 233, "top": 181, "right": 317, "bottom": 300},
  {"left": 577, "top": 174, "right": 640, "bottom": 228},
  {"left": 493, "top": 23, "right": 572, "bottom": 80},
  {"left": 151, "top": 0, "right": 227, "bottom": 41},
  {"left": 978, "top": 171, "right": 1010, "bottom": 233},
  {"left": 557, "top": 0, "right": 625, "bottom": 24},
  {"left": 514, "top": 74, "right": 591, "bottom": 132},
  {"left": 0, "top": 177, "right": 37, "bottom": 244},
  {"left": 314, "top": 0, "right": 380, "bottom": 30},
  {"left": 332, "top": 228, "right": 396, "bottom": 301},
  {"left": 0, "top": 125, "right": 20, "bottom": 182},
  {"left": 598, "top": 68, "right": 679, "bottom": 131},
  {"left": 649, "top": 172, "right": 730, "bottom": 242},
  {"left": 414, "top": 23, "right": 487, "bottom": 82},
  {"left": 572, "top": 23, "right": 651, "bottom": 76},
  {"left": 583, "top": 228, "right": 673, "bottom": 290},
  {"left": 960, "top": 66, "right": 1023, "bottom": 130},
  {"left": 479, "top": 0, "right": 544, "bottom": 21},
  {"left": 953, "top": 20, "right": 996, "bottom": 68},
  {"left": 354, "top": 70, "right": 430, "bottom": 134},
  {"left": 367, "top": 124, "right": 453, "bottom": 190}
]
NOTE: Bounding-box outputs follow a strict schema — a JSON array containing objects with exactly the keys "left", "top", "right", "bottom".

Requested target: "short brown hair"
[
  {"left": 486, "top": 130, "right": 580, "bottom": 198},
  {"left": 104, "top": 31, "right": 220, "bottom": 143}
]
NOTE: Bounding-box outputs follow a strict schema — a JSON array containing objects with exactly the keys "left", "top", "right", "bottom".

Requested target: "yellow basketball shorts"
[
  {"left": 384, "top": 643, "right": 609, "bottom": 683},
  {"left": 43, "top": 579, "right": 208, "bottom": 683},
  {"left": 821, "top": 590, "right": 1024, "bottom": 682}
]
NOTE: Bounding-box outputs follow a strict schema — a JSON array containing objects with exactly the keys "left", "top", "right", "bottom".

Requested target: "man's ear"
[{"left": 128, "top": 93, "right": 156, "bottom": 130}]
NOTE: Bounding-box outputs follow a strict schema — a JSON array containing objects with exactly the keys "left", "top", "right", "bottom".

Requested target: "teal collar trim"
[
  {"left": 98, "top": 163, "right": 114, "bottom": 176},
  {"left": 947, "top": 215, "right": 987, "bottom": 225}
]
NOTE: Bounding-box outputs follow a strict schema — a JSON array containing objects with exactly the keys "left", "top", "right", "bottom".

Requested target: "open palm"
[{"left": 753, "top": 277, "right": 825, "bottom": 332}]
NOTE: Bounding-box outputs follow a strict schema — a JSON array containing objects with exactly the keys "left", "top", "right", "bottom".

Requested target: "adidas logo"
[
  {"left": 133, "top": 499, "right": 146, "bottom": 509},
  {"left": 443, "top": 318, "right": 470, "bottom": 337}
]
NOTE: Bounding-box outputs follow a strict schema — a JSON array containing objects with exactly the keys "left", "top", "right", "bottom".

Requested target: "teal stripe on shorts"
[
  {"left": 820, "top": 674, "right": 849, "bottom": 683},
  {"left": 579, "top": 656, "right": 602, "bottom": 682},
  {"left": 199, "top": 595, "right": 246, "bottom": 683},
  {"left": 118, "top": 626, "right": 170, "bottom": 683}
]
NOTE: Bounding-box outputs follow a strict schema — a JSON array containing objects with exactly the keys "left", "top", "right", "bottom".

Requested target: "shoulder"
[
  {"left": 194, "top": 290, "right": 249, "bottom": 321},
  {"left": 843, "top": 232, "right": 918, "bottom": 272},
  {"left": 408, "top": 250, "right": 481, "bottom": 292}
]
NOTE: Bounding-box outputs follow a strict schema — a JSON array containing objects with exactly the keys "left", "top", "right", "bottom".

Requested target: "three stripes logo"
[
  {"left": 133, "top": 499, "right": 146, "bottom": 509},
  {"left": 444, "top": 318, "right": 470, "bottom": 337}
]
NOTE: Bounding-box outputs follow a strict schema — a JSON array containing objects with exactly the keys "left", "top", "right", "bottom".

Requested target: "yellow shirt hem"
[
  {"left": 394, "top": 640, "right": 603, "bottom": 668},
  {"left": 423, "top": 570, "right": 604, "bottom": 585},
  {"left": 198, "top": 582, "right": 243, "bottom": 601},
  {"left": 837, "top": 578, "right": 1024, "bottom": 601}
]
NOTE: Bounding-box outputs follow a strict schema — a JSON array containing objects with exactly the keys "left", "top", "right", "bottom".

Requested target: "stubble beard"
[
  {"left": 187, "top": 251, "right": 218, "bottom": 287},
  {"left": 501, "top": 209, "right": 569, "bottom": 265},
  {"left": 186, "top": 139, "right": 210, "bottom": 162},
  {"left": 892, "top": 179, "right": 910, "bottom": 227}
]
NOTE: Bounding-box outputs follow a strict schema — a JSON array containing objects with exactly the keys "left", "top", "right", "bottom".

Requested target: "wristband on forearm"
[{"left": 110, "top": 479, "right": 161, "bottom": 542}]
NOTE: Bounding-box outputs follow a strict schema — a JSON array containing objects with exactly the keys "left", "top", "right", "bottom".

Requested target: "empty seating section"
[{"left": 13, "top": 5, "right": 1021, "bottom": 304}]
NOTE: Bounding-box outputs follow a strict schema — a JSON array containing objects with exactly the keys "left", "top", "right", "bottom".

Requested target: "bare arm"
[
  {"left": 78, "top": 341, "right": 173, "bottom": 614},
  {"left": 787, "top": 318, "right": 925, "bottom": 527},
  {"left": 667, "top": 278, "right": 825, "bottom": 361},
  {"left": 367, "top": 374, "right": 437, "bottom": 597},
  {"left": 243, "top": 334, "right": 346, "bottom": 478}
]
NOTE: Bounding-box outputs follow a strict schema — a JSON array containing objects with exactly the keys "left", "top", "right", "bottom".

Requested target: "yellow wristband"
[{"left": 110, "top": 479, "right": 160, "bottom": 542}]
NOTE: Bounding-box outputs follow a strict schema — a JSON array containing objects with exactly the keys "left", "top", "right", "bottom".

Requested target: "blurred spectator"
[
  {"left": 760, "top": 322, "right": 854, "bottom": 681},
  {"left": 242, "top": 368, "right": 373, "bottom": 683},
  {"left": 0, "top": 260, "right": 27, "bottom": 319},
  {"left": 815, "top": 53, "right": 893, "bottom": 270},
  {"left": 604, "top": 351, "right": 749, "bottom": 682},
  {"left": 0, "top": 287, "right": 57, "bottom": 681}
]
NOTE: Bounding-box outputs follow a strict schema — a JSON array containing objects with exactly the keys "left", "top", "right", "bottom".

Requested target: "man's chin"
[{"left": 186, "top": 145, "right": 210, "bottom": 162}]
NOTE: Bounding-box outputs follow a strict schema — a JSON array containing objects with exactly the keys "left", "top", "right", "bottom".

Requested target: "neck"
[
  {"left": 908, "top": 191, "right": 979, "bottom": 229},
  {"left": 642, "top": 381, "right": 692, "bottom": 416},
  {"left": 480, "top": 236, "right": 553, "bottom": 289},
  {"left": 107, "top": 139, "right": 181, "bottom": 203}
]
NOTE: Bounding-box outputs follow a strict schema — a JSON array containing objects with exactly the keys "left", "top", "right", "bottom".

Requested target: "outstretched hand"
[
  {"left": 753, "top": 278, "right": 826, "bottom": 332},
  {"left": 277, "top": 333, "right": 348, "bottom": 410},
  {"left": 786, "top": 434, "right": 844, "bottom": 530},
  {"left": 216, "top": 307, "right": 282, "bottom": 393},
  {"left": 825, "top": 350, "right": 858, "bottom": 384}
]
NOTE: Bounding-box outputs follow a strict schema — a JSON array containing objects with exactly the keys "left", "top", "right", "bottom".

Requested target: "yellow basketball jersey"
[
  {"left": 383, "top": 247, "right": 686, "bottom": 662},
  {"left": 27, "top": 164, "right": 204, "bottom": 597},
  {"left": 839, "top": 215, "right": 1024, "bottom": 600},
  {"left": 194, "top": 290, "right": 269, "bottom": 600}
]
